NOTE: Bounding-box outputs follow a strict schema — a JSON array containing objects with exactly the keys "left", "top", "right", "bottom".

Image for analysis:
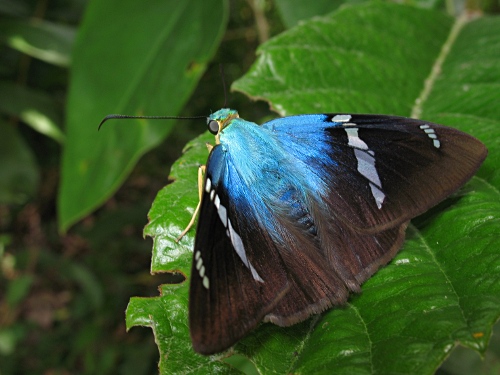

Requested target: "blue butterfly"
[{"left": 188, "top": 109, "right": 487, "bottom": 355}]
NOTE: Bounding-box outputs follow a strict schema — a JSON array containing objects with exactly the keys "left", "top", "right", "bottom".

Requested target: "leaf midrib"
[{"left": 411, "top": 14, "right": 467, "bottom": 119}]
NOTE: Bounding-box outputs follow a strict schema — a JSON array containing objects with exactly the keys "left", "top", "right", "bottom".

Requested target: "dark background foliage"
[{"left": 0, "top": 0, "right": 499, "bottom": 374}]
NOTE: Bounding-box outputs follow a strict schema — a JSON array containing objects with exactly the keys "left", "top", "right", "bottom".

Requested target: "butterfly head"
[{"left": 207, "top": 109, "right": 239, "bottom": 144}]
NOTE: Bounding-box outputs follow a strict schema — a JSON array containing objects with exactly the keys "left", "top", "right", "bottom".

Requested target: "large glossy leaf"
[
  {"left": 58, "top": 0, "right": 228, "bottom": 232},
  {"left": 127, "top": 3, "right": 500, "bottom": 374},
  {"left": 0, "top": 82, "right": 64, "bottom": 143},
  {"left": 234, "top": 3, "right": 453, "bottom": 116},
  {"left": 0, "top": 18, "right": 74, "bottom": 67}
]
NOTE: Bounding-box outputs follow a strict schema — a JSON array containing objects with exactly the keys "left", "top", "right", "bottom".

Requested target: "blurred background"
[
  {"left": 0, "top": 0, "right": 499, "bottom": 374},
  {"left": 0, "top": 1, "right": 277, "bottom": 373}
]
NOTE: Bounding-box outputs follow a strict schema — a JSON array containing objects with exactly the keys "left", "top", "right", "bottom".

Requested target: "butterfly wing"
[
  {"left": 190, "top": 140, "right": 360, "bottom": 354},
  {"left": 263, "top": 114, "right": 487, "bottom": 233},
  {"left": 190, "top": 112, "right": 487, "bottom": 353},
  {"left": 264, "top": 221, "right": 409, "bottom": 325},
  {"left": 189, "top": 145, "right": 291, "bottom": 355},
  {"left": 260, "top": 113, "right": 486, "bottom": 323}
]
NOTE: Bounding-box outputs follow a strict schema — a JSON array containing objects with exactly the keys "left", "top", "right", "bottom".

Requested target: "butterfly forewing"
[
  {"left": 265, "top": 114, "right": 487, "bottom": 233},
  {"left": 329, "top": 115, "right": 487, "bottom": 232},
  {"left": 189, "top": 145, "right": 289, "bottom": 355}
]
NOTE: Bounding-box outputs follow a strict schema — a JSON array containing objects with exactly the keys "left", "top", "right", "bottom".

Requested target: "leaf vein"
[
  {"left": 412, "top": 14, "right": 468, "bottom": 119},
  {"left": 409, "top": 224, "right": 468, "bottom": 327}
]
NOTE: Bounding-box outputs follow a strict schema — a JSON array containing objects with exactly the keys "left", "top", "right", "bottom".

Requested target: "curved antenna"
[{"left": 98, "top": 114, "right": 206, "bottom": 131}]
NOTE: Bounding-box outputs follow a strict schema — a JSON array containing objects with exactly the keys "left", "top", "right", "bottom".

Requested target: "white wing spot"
[
  {"left": 195, "top": 252, "right": 209, "bottom": 288},
  {"left": 228, "top": 219, "right": 264, "bottom": 282},
  {"left": 355, "top": 149, "right": 382, "bottom": 187},
  {"left": 202, "top": 276, "right": 209, "bottom": 289},
  {"left": 420, "top": 124, "right": 440, "bottom": 149},
  {"left": 345, "top": 127, "right": 369, "bottom": 150},
  {"left": 212, "top": 193, "right": 228, "bottom": 227},
  {"left": 205, "top": 178, "right": 212, "bottom": 193},
  {"left": 205, "top": 193, "right": 264, "bottom": 283},
  {"left": 332, "top": 114, "right": 352, "bottom": 122},
  {"left": 249, "top": 264, "right": 264, "bottom": 283},
  {"left": 217, "top": 202, "right": 228, "bottom": 228},
  {"left": 345, "top": 128, "right": 386, "bottom": 209},
  {"left": 369, "top": 183, "right": 385, "bottom": 209}
]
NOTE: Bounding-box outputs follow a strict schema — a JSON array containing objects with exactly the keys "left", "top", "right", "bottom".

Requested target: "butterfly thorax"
[
  {"left": 207, "top": 108, "right": 239, "bottom": 144},
  {"left": 216, "top": 115, "right": 319, "bottom": 233}
]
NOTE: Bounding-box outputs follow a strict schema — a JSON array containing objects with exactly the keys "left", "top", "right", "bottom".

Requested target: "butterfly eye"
[{"left": 208, "top": 120, "right": 220, "bottom": 135}]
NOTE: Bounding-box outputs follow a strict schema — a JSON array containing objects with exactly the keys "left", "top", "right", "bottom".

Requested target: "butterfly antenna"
[
  {"left": 219, "top": 63, "right": 228, "bottom": 108},
  {"left": 98, "top": 114, "right": 206, "bottom": 131}
]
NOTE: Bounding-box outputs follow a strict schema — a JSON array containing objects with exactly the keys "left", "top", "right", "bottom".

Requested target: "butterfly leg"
[{"left": 176, "top": 165, "right": 206, "bottom": 242}]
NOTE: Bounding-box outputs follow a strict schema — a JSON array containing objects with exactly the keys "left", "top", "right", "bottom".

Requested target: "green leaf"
[
  {"left": 126, "top": 283, "right": 241, "bottom": 374},
  {"left": 274, "top": 0, "right": 447, "bottom": 29},
  {"left": 129, "top": 132, "right": 242, "bottom": 374},
  {"left": 274, "top": 0, "right": 445, "bottom": 29},
  {"left": 438, "top": 322, "right": 500, "bottom": 375},
  {"left": 420, "top": 16, "right": 500, "bottom": 185},
  {"left": 6, "top": 274, "right": 33, "bottom": 308},
  {"left": 0, "top": 325, "right": 28, "bottom": 356},
  {"left": 0, "top": 120, "right": 39, "bottom": 204},
  {"left": 58, "top": 0, "right": 228, "bottom": 232},
  {"left": 145, "top": 132, "right": 213, "bottom": 275},
  {"left": 274, "top": 0, "right": 361, "bottom": 28},
  {"left": 128, "top": 3, "right": 500, "bottom": 374},
  {"left": 234, "top": 3, "right": 454, "bottom": 117},
  {"left": 0, "top": 81, "right": 64, "bottom": 143},
  {"left": 0, "top": 18, "right": 75, "bottom": 67}
]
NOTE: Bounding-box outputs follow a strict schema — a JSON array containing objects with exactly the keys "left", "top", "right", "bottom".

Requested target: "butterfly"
[{"left": 187, "top": 109, "right": 487, "bottom": 355}]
